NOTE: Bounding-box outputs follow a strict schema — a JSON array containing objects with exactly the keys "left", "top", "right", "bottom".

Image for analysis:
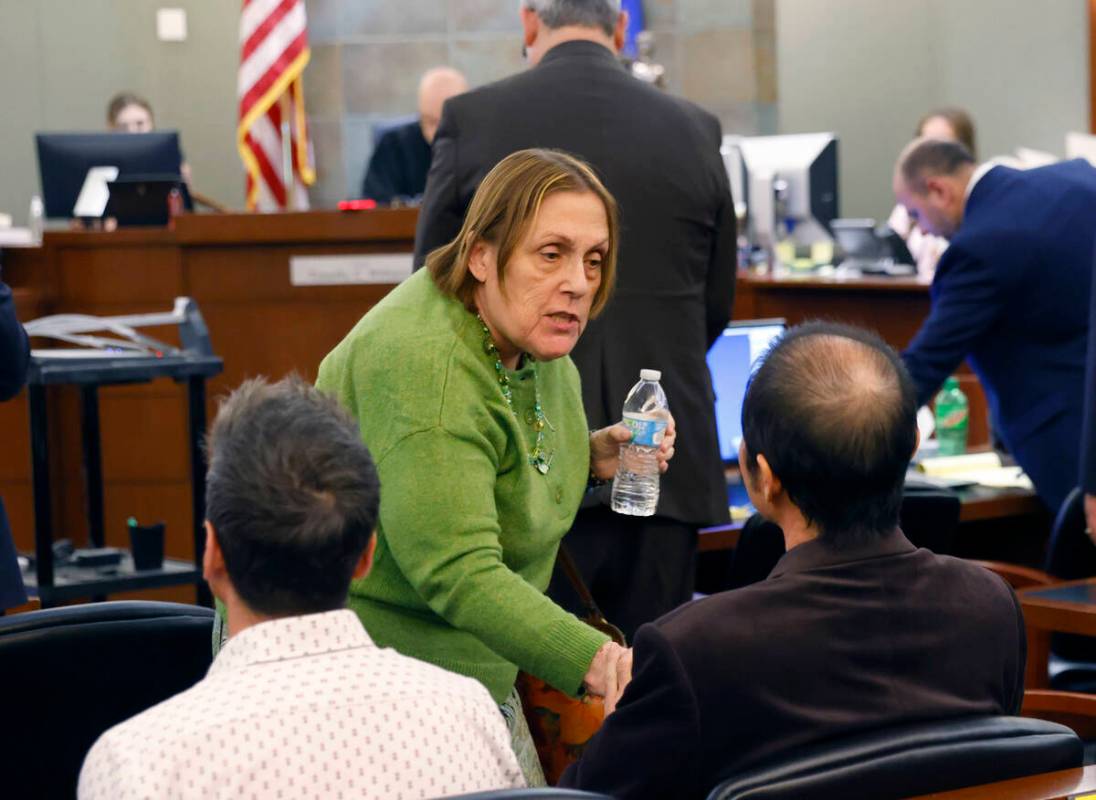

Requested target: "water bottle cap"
[
  {"left": 639, "top": 369, "right": 661, "bottom": 382},
  {"left": 943, "top": 376, "right": 959, "bottom": 390}
]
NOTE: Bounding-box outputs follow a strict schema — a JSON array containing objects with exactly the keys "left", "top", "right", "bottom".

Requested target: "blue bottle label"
[{"left": 623, "top": 413, "right": 667, "bottom": 447}]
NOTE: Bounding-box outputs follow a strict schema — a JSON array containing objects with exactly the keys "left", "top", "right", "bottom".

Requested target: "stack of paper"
[{"left": 918, "top": 452, "right": 1034, "bottom": 491}]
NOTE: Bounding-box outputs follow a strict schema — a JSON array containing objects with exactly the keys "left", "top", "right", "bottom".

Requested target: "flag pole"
[{"left": 279, "top": 92, "right": 294, "bottom": 211}]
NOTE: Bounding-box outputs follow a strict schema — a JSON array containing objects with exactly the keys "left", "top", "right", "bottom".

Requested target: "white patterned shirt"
[{"left": 78, "top": 609, "right": 524, "bottom": 799}]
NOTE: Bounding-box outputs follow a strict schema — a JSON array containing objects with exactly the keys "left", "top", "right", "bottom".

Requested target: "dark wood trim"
[
  {"left": 173, "top": 208, "right": 418, "bottom": 245},
  {"left": 905, "top": 765, "right": 1096, "bottom": 800}
]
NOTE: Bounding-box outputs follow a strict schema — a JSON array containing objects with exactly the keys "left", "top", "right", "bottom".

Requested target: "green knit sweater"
[{"left": 316, "top": 269, "right": 609, "bottom": 703}]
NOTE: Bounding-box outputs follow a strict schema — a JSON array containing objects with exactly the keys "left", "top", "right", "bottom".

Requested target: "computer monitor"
[
  {"left": 723, "top": 132, "right": 838, "bottom": 251},
  {"left": 35, "top": 131, "right": 187, "bottom": 220},
  {"left": 1066, "top": 132, "right": 1096, "bottom": 166},
  {"left": 707, "top": 318, "right": 786, "bottom": 463}
]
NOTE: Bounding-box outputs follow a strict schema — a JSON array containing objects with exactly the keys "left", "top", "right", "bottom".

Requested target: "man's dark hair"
[
  {"left": 525, "top": 0, "right": 621, "bottom": 37},
  {"left": 205, "top": 375, "right": 380, "bottom": 617},
  {"left": 741, "top": 321, "right": 918, "bottom": 547},
  {"left": 900, "top": 138, "right": 976, "bottom": 193}
]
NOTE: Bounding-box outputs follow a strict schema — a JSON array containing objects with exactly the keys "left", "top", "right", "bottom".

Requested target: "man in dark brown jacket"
[{"left": 562, "top": 322, "right": 1025, "bottom": 799}]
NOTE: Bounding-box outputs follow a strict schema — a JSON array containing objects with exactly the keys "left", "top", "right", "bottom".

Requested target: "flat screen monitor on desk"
[
  {"left": 707, "top": 319, "right": 787, "bottom": 464},
  {"left": 35, "top": 131, "right": 192, "bottom": 221},
  {"left": 723, "top": 132, "right": 838, "bottom": 252}
]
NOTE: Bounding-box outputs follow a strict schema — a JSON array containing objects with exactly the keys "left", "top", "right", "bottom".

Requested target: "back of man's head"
[
  {"left": 742, "top": 322, "right": 918, "bottom": 546},
  {"left": 524, "top": 0, "right": 621, "bottom": 36},
  {"left": 897, "top": 137, "right": 976, "bottom": 195},
  {"left": 205, "top": 375, "right": 380, "bottom": 617}
]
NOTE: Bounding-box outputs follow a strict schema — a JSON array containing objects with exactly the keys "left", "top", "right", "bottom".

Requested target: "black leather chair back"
[
  {"left": 899, "top": 486, "right": 961, "bottom": 555},
  {"left": 1038, "top": 486, "right": 1096, "bottom": 679},
  {"left": 727, "top": 489, "right": 961, "bottom": 591},
  {"left": 0, "top": 601, "right": 214, "bottom": 799},
  {"left": 706, "top": 716, "right": 1081, "bottom": 800},
  {"left": 1045, "top": 487, "right": 1095, "bottom": 580}
]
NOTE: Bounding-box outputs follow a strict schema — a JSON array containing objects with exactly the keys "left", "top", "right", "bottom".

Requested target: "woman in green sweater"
[{"left": 316, "top": 149, "right": 675, "bottom": 780}]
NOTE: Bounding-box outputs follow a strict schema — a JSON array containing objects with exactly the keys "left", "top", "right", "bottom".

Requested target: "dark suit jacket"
[
  {"left": 903, "top": 161, "right": 1096, "bottom": 512},
  {"left": 0, "top": 279, "right": 29, "bottom": 401},
  {"left": 414, "top": 41, "right": 737, "bottom": 525},
  {"left": 1083, "top": 242, "right": 1096, "bottom": 495},
  {"left": 560, "top": 529, "right": 1026, "bottom": 799},
  {"left": 361, "top": 120, "right": 431, "bottom": 203},
  {"left": 0, "top": 279, "right": 28, "bottom": 608}
]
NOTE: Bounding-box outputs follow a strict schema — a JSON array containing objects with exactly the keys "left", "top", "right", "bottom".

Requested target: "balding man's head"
[
  {"left": 742, "top": 322, "right": 918, "bottom": 546},
  {"left": 892, "top": 137, "right": 976, "bottom": 238},
  {"left": 417, "top": 67, "right": 468, "bottom": 144}
]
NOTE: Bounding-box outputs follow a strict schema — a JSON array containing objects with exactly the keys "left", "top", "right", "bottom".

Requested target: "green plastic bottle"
[{"left": 934, "top": 376, "right": 969, "bottom": 456}]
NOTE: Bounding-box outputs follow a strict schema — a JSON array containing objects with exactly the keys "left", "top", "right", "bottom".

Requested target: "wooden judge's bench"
[
  {"left": 1, "top": 210, "right": 418, "bottom": 602},
  {"left": 0, "top": 210, "right": 992, "bottom": 603}
]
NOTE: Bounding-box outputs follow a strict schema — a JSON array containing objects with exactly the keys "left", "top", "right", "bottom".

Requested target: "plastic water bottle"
[
  {"left": 28, "top": 195, "right": 44, "bottom": 245},
  {"left": 934, "top": 376, "right": 969, "bottom": 456},
  {"left": 611, "top": 369, "right": 669, "bottom": 517}
]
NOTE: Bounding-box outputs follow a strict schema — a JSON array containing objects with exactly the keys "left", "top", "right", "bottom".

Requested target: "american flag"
[{"left": 237, "top": 0, "right": 316, "bottom": 211}]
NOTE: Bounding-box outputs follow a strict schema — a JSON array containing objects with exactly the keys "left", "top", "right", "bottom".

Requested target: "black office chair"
[
  {"left": 1039, "top": 487, "right": 1096, "bottom": 690},
  {"left": 725, "top": 489, "right": 961, "bottom": 590},
  {"left": 371, "top": 113, "right": 418, "bottom": 146},
  {"left": 1045, "top": 487, "right": 1096, "bottom": 580},
  {"left": 447, "top": 791, "right": 612, "bottom": 799},
  {"left": 899, "top": 486, "right": 962, "bottom": 554},
  {"left": 0, "top": 601, "right": 214, "bottom": 799},
  {"left": 705, "top": 716, "right": 1081, "bottom": 800}
]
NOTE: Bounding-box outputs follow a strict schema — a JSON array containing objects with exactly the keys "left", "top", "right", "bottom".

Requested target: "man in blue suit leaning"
[
  {"left": 895, "top": 138, "right": 1096, "bottom": 513},
  {"left": 1083, "top": 245, "right": 1096, "bottom": 538}
]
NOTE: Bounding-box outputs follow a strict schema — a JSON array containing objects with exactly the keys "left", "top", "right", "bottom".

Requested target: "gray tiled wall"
[{"left": 303, "top": 0, "right": 776, "bottom": 207}]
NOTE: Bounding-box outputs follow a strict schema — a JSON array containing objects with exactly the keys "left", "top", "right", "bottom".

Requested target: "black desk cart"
[{"left": 21, "top": 299, "right": 222, "bottom": 607}]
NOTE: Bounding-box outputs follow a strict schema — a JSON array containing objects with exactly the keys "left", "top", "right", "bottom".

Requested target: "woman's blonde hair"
[{"left": 426, "top": 148, "right": 618, "bottom": 317}]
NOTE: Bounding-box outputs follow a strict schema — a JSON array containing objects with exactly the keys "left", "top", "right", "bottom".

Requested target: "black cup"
[{"left": 128, "top": 521, "right": 165, "bottom": 571}]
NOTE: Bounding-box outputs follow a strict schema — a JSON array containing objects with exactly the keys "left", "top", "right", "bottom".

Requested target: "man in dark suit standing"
[
  {"left": 414, "top": 0, "right": 736, "bottom": 637},
  {"left": 560, "top": 323, "right": 1025, "bottom": 799},
  {"left": 896, "top": 139, "right": 1096, "bottom": 513},
  {"left": 0, "top": 273, "right": 29, "bottom": 610}
]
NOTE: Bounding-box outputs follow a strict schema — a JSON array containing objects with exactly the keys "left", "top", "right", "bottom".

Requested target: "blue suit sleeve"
[
  {"left": 0, "top": 280, "right": 29, "bottom": 402},
  {"left": 902, "top": 247, "right": 1004, "bottom": 407},
  {"left": 559, "top": 623, "right": 703, "bottom": 798},
  {"left": 413, "top": 103, "right": 464, "bottom": 269},
  {"left": 1081, "top": 247, "right": 1096, "bottom": 493}
]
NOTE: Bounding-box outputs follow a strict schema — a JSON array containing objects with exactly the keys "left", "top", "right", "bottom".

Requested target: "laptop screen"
[{"left": 707, "top": 319, "right": 786, "bottom": 463}]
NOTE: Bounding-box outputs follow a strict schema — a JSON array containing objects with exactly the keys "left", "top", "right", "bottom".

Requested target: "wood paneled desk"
[
  {"left": 907, "top": 765, "right": 1096, "bottom": 799},
  {"left": 0, "top": 210, "right": 417, "bottom": 602},
  {"left": 699, "top": 484, "right": 1048, "bottom": 554}
]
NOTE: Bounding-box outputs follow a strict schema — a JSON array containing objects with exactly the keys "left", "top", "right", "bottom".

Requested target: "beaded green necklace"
[{"left": 477, "top": 314, "right": 553, "bottom": 474}]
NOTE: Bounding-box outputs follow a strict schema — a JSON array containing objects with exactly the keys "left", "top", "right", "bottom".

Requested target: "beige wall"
[
  {"left": 2, "top": 0, "right": 1085, "bottom": 226},
  {"left": 304, "top": 0, "right": 778, "bottom": 207},
  {"left": 776, "top": 0, "right": 1090, "bottom": 221},
  {"left": 0, "top": 0, "right": 242, "bottom": 226},
  {"left": 0, "top": 0, "right": 776, "bottom": 223}
]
